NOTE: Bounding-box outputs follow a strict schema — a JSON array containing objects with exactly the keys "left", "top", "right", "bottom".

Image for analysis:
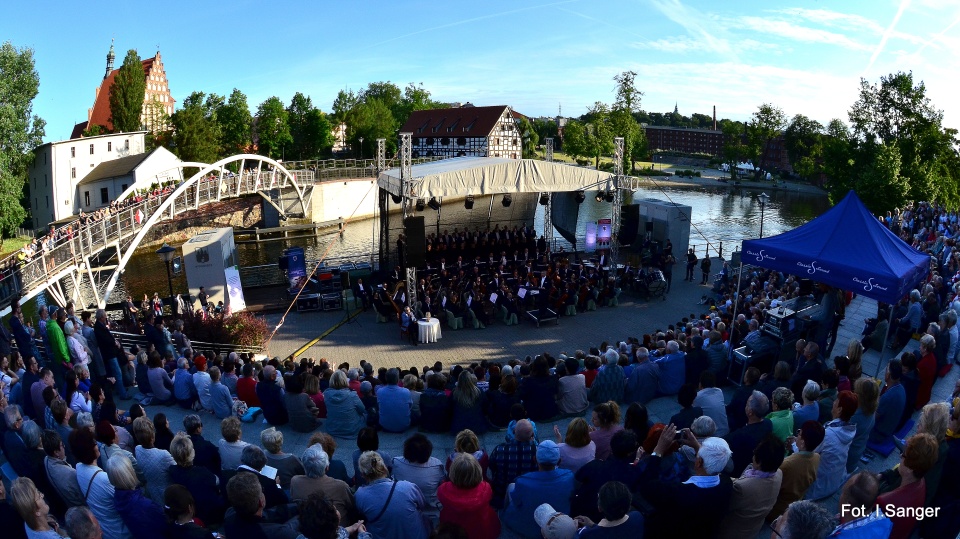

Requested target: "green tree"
[
  {"left": 332, "top": 89, "right": 359, "bottom": 127},
  {"left": 396, "top": 83, "right": 443, "bottom": 124},
  {"left": 349, "top": 98, "right": 397, "bottom": 157},
  {"left": 584, "top": 102, "right": 613, "bottom": 168},
  {"left": 362, "top": 81, "right": 403, "bottom": 124},
  {"left": 561, "top": 120, "right": 587, "bottom": 162},
  {"left": 532, "top": 118, "right": 559, "bottom": 147},
  {"left": 218, "top": 88, "right": 253, "bottom": 155},
  {"left": 300, "top": 108, "right": 333, "bottom": 159},
  {"left": 746, "top": 103, "right": 787, "bottom": 180},
  {"left": 613, "top": 71, "right": 642, "bottom": 115},
  {"left": 822, "top": 119, "right": 855, "bottom": 201},
  {"left": 287, "top": 92, "right": 316, "bottom": 160},
  {"left": 109, "top": 49, "right": 146, "bottom": 132},
  {"left": 170, "top": 91, "right": 221, "bottom": 164},
  {"left": 858, "top": 143, "right": 909, "bottom": 211},
  {"left": 255, "top": 96, "right": 292, "bottom": 160},
  {"left": 721, "top": 121, "right": 748, "bottom": 180},
  {"left": 0, "top": 42, "right": 45, "bottom": 243},
  {"left": 783, "top": 114, "right": 824, "bottom": 182},
  {"left": 849, "top": 72, "right": 960, "bottom": 206},
  {"left": 517, "top": 117, "right": 539, "bottom": 158}
]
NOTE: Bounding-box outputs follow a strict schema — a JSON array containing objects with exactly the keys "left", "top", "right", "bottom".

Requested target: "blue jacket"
[
  {"left": 210, "top": 381, "right": 234, "bottom": 419},
  {"left": 870, "top": 383, "right": 906, "bottom": 445},
  {"left": 322, "top": 388, "right": 366, "bottom": 437},
  {"left": 376, "top": 385, "right": 412, "bottom": 432},
  {"left": 114, "top": 488, "right": 167, "bottom": 539},
  {"left": 174, "top": 367, "right": 196, "bottom": 401},
  {"left": 501, "top": 468, "right": 575, "bottom": 538},
  {"left": 625, "top": 361, "right": 659, "bottom": 404},
  {"left": 654, "top": 352, "right": 686, "bottom": 396}
]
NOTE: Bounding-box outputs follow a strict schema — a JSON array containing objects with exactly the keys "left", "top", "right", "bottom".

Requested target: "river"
[{"left": 25, "top": 184, "right": 829, "bottom": 313}]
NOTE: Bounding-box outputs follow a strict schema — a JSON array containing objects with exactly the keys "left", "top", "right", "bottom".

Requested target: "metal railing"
[
  {"left": 238, "top": 255, "right": 374, "bottom": 288},
  {"left": 0, "top": 170, "right": 296, "bottom": 308}
]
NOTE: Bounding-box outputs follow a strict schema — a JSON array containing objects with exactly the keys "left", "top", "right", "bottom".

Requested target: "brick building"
[{"left": 71, "top": 40, "right": 175, "bottom": 138}]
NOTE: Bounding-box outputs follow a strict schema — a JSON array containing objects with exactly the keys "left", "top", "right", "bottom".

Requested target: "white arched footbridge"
[{"left": 0, "top": 154, "right": 307, "bottom": 315}]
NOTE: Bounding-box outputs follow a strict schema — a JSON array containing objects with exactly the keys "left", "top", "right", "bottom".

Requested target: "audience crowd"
[{"left": 4, "top": 199, "right": 960, "bottom": 538}]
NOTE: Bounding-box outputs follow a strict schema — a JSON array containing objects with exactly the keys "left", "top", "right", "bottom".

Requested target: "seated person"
[
  {"left": 500, "top": 440, "right": 575, "bottom": 538},
  {"left": 669, "top": 384, "right": 703, "bottom": 431},
  {"left": 237, "top": 445, "right": 289, "bottom": 510},
  {"left": 223, "top": 471, "right": 299, "bottom": 539}
]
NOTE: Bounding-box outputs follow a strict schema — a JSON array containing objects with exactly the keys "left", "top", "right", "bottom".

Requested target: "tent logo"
[
  {"left": 797, "top": 261, "right": 830, "bottom": 275},
  {"left": 852, "top": 277, "right": 887, "bottom": 292},
  {"left": 746, "top": 250, "right": 776, "bottom": 262}
]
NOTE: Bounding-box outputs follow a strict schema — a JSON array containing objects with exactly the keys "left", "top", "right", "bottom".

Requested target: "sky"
[{"left": 4, "top": 0, "right": 959, "bottom": 143}]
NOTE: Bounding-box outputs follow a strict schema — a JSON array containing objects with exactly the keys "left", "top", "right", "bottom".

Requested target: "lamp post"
[
  {"left": 359, "top": 137, "right": 364, "bottom": 159},
  {"left": 758, "top": 192, "right": 770, "bottom": 238},
  {"left": 156, "top": 243, "right": 177, "bottom": 318}
]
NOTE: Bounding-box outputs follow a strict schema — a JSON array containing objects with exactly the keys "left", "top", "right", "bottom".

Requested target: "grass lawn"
[{"left": 0, "top": 236, "right": 30, "bottom": 258}]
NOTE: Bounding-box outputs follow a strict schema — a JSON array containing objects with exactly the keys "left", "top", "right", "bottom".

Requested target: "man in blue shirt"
[
  {"left": 501, "top": 440, "right": 575, "bottom": 538},
  {"left": 654, "top": 340, "right": 686, "bottom": 396},
  {"left": 376, "top": 368, "right": 412, "bottom": 432},
  {"left": 870, "top": 359, "right": 907, "bottom": 445}
]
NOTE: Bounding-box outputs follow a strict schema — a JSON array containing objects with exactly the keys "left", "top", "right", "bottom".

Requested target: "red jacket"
[
  {"left": 438, "top": 481, "right": 500, "bottom": 539},
  {"left": 236, "top": 377, "right": 260, "bottom": 407},
  {"left": 916, "top": 351, "right": 936, "bottom": 410}
]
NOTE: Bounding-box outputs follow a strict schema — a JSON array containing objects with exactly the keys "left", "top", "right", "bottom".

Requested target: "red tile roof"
[
  {"left": 86, "top": 58, "right": 156, "bottom": 133},
  {"left": 400, "top": 105, "right": 509, "bottom": 138}
]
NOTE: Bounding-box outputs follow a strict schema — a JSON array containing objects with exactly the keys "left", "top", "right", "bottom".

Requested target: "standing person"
[
  {"left": 662, "top": 252, "right": 676, "bottom": 293},
  {"left": 685, "top": 248, "right": 697, "bottom": 282},
  {"left": 94, "top": 309, "right": 128, "bottom": 400},
  {"left": 123, "top": 296, "right": 138, "bottom": 328},
  {"left": 46, "top": 308, "right": 71, "bottom": 392},
  {"left": 196, "top": 287, "right": 208, "bottom": 314},
  {"left": 700, "top": 255, "right": 712, "bottom": 285}
]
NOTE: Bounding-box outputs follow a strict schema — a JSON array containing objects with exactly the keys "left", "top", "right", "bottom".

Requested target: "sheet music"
[
  {"left": 467, "top": 296, "right": 472, "bottom": 307},
  {"left": 518, "top": 288, "right": 528, "bottom": 299},
  {"left": 489, "top": 292, "right": 499, "bottom": 303},
  {"left": 442, "top": 296, "right": 447, "bottom": 307}
]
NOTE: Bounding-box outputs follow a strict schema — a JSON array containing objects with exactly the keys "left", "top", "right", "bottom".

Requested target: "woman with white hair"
[
  {"left": 108, "top": 454, "right": 166, "bottom": 539},
  {"left": 290, "top": 444, "right": 355, "bottom": 526},
  {"left": 65, "top": 321, "right": 90, "bottom": 368},
  {"left": 261, "top": 427, "right": 304, "bottom": 490},
  {"left": 354, "top": 451, "right": 430, "bottom": 539},
  {"left": 792, "top": 380, "right": 821, "bottom": 431}
]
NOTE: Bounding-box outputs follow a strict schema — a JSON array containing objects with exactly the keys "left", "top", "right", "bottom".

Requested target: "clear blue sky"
[{"left": 4, "top": 0, "right": 958, "bottom": 142}]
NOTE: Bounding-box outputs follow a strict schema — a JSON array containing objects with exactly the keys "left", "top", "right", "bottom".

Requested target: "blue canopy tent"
[
  {"left": 740, "top": 190, "right": 930, "bottom": 377},
  {"left": 741, "top": 191, "right": 929, "bottom": 304}
]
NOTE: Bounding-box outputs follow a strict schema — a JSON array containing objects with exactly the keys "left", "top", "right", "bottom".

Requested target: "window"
[
  {"left": 108, "top": 141, "right": 112, "bottom": 151},
  {"left": 45, "top": 196, "right": 49, "bottom": 208},
  {"left": 89, "top": 143, "right": 94, "bottom": 155},
  {"left": 84, "top": 192, "right": 90, "bottom": 206},
  {"left": 124, "top": 140, "right": 129, "bottom": 150},
  {"left": 71, "top": 147, "right": 76, "bottom": 158},
  {"left": 457, "top": 137, "right": 466, "bottom": 146},
  {"left": 71, "top": 167, "right": 76, "bottom": 179},
  {"left": 100, "top": 188, "right": 109, "bottom": 204}
]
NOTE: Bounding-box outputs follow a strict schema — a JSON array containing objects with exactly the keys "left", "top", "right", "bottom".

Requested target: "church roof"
[
  {"left": 400, "top": 105, "right": 510, "bottom": 138},
  {"left": 86, "top": 58, "right": 155, "bottom": 133}
]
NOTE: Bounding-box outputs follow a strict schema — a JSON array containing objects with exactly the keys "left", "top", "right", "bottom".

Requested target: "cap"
[
  {"left": 534, "top": 504, "right": 578, "bottom": 539},
  {"left": 536, "top": 440, "right": 561, "bottom": 465}
]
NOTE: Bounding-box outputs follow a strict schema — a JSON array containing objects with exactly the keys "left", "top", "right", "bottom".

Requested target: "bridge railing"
[{"left": 0, "top": 170, "right": 287, "bottom": 308}]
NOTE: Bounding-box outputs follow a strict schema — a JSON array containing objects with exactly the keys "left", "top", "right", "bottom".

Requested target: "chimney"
[{"left": 713, "top": 106, "right": 717, "bottom": 130}]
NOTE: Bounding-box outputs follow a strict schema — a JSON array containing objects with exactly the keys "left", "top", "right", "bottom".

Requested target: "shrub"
[{"left": 182, "top": 311, "right": 268, "bottom": 350}]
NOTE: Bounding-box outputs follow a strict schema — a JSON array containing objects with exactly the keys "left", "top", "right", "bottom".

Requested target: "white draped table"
[{"left": 417, "top": 318, "right": 442, "bottom": 343}]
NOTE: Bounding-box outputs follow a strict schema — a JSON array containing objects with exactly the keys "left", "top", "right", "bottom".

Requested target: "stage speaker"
[
  {"left": 404, "top": 216, "right": 426, "bottom": 268},
  {"left": 619, "top": 204, "right": 640, "bottom": 245},
  {"left": 645, "top": 221, "right": 654, "bottom": 233}
]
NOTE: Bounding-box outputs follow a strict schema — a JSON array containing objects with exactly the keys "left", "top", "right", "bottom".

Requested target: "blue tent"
[{"left": 741, "top": 191, "right": 929, "bottom": 304}]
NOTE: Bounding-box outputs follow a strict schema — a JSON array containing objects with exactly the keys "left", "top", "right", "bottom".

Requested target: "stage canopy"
[
  {"left": 741, "top": 190, "right": 929, "bottom": 304},
  {"left": 377, "top": 156, "right": 614, "bottom": 199}
]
